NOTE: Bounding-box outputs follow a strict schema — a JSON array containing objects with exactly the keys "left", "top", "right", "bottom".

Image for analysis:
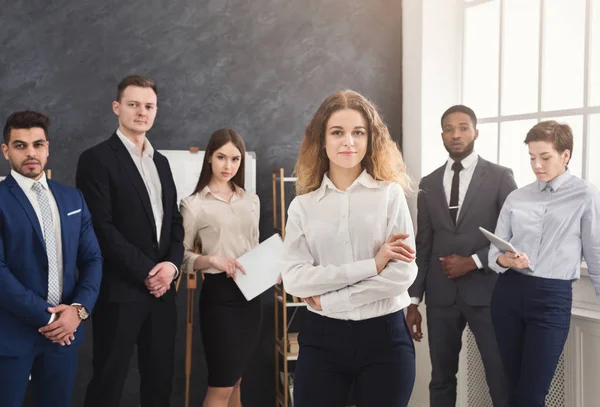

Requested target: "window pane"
[
  {"left": 499, "top": 119, "right": 538, "bottom": 187},
  {"left": 544, "top": 115, "right": 583, "bottom": 178},
  {"left": 476, "top": 123, "right": 499, "bottom": 163},
  {"left": 501, "top": 0, "right": 540, "bottom": 115},
  {"left": 590, "top": 0, "right": 600, "bottom": 106},
  {"left": 587, "top": 115, "right": 600, "bottom": 187},
  {"left": 541, "top": 0, "right": 586, "bottom": 111},
  {"left": 463, "top": 1, "right": 500, "bottom": 118}
]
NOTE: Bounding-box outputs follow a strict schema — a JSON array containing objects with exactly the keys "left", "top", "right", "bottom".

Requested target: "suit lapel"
[
  {"left": 429, "top": 166, "right": 455, "bottom": 230},
  {"left": 47, "top": 181, "right": 68, "bottom": 264},
  {"left": 109, "top": 134, "right": 157, "bottom": 237},
  {"left": 5, "top": 175, "right": 45, "bottom": 248},
  {"left": 154, "top": 153, "right": 170, "bottom": 243},
  {"left": 455, "top": 157, "right": 489, "bottom": 228}
]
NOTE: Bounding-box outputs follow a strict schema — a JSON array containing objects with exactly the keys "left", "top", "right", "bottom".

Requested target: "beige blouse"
[{"left": 180, "top": 185, "right": 260, "bottom": 275}]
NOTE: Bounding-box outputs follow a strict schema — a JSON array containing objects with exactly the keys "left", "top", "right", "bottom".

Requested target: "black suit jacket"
[
  {"left": 408, "top": 157, "right": 517, "bottom": 307},
  {"left": 75, "top": 133, "right": 184, "bottom": 302}
]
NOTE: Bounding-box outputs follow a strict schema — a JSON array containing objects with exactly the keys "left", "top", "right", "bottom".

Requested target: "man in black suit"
[
  {"left": 406, "top": 105, "right": 517, "bottom": 407},
  {"left": 76, "top": 75, "right": 183, "bottom": 407}
]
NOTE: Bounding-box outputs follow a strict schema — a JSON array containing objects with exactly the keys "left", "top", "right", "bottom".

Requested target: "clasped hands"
[
  {"left": 145, "top": 262, "right": 178, "bottom": 298},
  {"left": 439, "top": 254, "right": 477, "bottom": 279},
  {"left": 38, "top": 304, "right": 81, "bottom": 346},
  {"left": 302, "top": 233, "right": 416, "bottom": 312}
]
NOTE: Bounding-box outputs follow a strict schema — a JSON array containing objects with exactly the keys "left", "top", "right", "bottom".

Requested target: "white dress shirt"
[
  {"left": 12, "top": 170, "right": 63, "bottom": 300},
  {"left": 410, "top": 152, "right": 483, "bottom": 306},
  {"left": 443, "top": 152, "right": 483, "bottom": 269},
  {"left": 116, "top": 130, "right": 178, "bottom": 278},
  {"left": 12, "top": 170, "right": 65, "bottom": 323},
  {"left": 281, "top": 170, "right": 418, "bottom": 321}
]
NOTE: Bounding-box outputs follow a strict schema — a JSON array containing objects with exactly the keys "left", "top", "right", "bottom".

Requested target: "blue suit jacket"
[{"left": 0, "top": 174, "right": 103, "bottom": 356}]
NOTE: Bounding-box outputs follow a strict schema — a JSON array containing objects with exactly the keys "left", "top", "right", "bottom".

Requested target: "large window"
[{"left": 462, "top": 0, "right": 600, "bottom": 187}]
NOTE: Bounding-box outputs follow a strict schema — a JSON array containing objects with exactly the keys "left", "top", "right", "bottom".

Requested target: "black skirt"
[{"left": 199, "top": 273, "right": 263, "bottom": 387}]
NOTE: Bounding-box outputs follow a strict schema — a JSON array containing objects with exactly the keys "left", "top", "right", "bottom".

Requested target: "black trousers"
[
  {"left": 83, "top": 295, "right": 177, "bottom": 407},
  {"left": 491, "top": 270, "right": 572, "bottom": 407},
  {"left": 294, "top": 310, "right": 415, "bottom": 407},
  {"left": 427, "top": 297, "right": 508, "bottom": 407}
]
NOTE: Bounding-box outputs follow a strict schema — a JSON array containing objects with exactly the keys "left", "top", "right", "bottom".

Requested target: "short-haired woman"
[{"left": 489, "top": 120, "right": 600, "bottom": 406}]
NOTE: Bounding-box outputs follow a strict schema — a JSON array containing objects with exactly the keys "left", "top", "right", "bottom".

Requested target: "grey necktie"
[{"left": 32, "top": 182, "right": 60, "bottom": 306}]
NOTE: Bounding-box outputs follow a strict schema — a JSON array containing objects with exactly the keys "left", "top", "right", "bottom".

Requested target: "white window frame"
[{"left": 462, "top": 0, "right": 600, "bottom": 181}]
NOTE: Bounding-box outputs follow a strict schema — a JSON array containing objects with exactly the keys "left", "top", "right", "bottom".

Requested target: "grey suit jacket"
[{"left": 408, "top": 157, "right": 517, "bottom": 307}]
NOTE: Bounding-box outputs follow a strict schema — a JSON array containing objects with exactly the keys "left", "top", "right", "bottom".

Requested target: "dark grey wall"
[{"left": 1, "top": 0, "right": 402, "bottom": 406}]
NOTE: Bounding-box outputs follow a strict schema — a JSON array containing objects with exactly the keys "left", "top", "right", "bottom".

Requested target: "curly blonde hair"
[{"left": 294, "top": 90, "right": 413, "bottom": 195}]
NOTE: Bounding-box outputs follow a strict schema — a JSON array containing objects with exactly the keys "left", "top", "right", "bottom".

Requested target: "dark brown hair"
[
  {"left": 524, "top": 120, "right": 573, "bottom": 164},
  {"left": 193, "top": 128, "right": 246, "bottom": 194},
  {"left": 295, "top": 90, "right": 412, "bottom": 195},
  {"left": 3, "top": 110, "right": 50, "bottom": 143},
  {"left": 116, "top": 75, "right": 157, "bottom": 102},
  {"left": 440, "top": 105, "right": 477, "bottom": 128}
]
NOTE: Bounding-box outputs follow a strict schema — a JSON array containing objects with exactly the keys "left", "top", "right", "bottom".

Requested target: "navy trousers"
[
  {"left": 294, "top": 309, "right": 415, "bottom": 407},
  {"left": 491, "top": 269, "right": 572, "bottom": 407},
  {"left": 0, "top": 335, "right": 79, "bottom": 407}
]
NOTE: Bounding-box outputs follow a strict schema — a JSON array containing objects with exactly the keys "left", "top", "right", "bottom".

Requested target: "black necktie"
[{"left": 449, "top": 161, "right": 463, "bottom": 223}]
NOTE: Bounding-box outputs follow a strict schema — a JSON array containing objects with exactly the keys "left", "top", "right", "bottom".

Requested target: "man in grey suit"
[{"left": 406, "top": 105, "right": 517, "bottom": 407}]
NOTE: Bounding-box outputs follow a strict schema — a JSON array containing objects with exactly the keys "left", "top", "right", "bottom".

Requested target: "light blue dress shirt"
[{"left": 488, "top": 170, "right": 600, "bottom": 298}]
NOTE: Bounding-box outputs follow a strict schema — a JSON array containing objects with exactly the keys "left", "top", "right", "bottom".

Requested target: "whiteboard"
[{"left": 158, "top": 150, "right": 256, "bottom": 204}]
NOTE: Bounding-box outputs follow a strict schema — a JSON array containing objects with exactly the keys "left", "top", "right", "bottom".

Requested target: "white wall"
[
  {"left": 402, "top": 1, "right": 463, "bottom": 405},
  {"left": 403, "top": 3, "right": 600, "bottom": 406}
]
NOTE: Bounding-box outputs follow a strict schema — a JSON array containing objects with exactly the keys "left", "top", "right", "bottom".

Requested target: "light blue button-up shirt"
[{"left": 488, "top": 170, "right": 600, "bottom": 298}]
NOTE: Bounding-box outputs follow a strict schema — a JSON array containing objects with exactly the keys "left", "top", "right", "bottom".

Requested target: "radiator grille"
[{"left": 464, "top": 326, "right": 565, "bottom": 406}]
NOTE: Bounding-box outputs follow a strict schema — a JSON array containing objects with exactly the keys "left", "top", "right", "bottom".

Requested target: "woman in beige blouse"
[{"left": 180, "top": 128, "right": 260, "bottom": 407}]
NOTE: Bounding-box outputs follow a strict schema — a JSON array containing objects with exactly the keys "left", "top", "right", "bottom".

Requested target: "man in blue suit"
[{"left": 0, "top": 110, "right": 103, "bottom": 407}]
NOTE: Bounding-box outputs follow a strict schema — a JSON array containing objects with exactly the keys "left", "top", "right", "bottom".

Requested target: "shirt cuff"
[
  {"left": 410, "top": 297, "right": 421, "bottom": 305},
  {"left": 166, "top": 262, "right": 180, "bottom": 279},
  {"left": 344, "top": 259, "right": 378, "bottom": 285},
  {"left": 71, "top": 302, "right": 86, "bottom": 312},
  {"left": 472, "top": 254, "right": 484, "bottom": 269},
  {"left": 185, "top": 253, "right": 202, "bottom": 274},
  {"left": 489, "top": 254, "right": 509, "bottom": 274},
  {"left": 47, "top": 313, "right": 56, "bottom": 325}
]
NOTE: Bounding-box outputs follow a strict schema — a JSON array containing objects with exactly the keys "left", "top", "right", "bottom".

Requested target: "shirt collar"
[
  {"left": 446, "top": 151, "right": 478, "bottom": 171},
  {"left": 537, "top": 168, "right": 571, "bottom": 192},
  {"left": 316, "top": 169, "right": 379, "bottom": 201},
  {"left": 116, "top": 128, "right": 154, "bottom": 158},
  {"left": 11, "top": 169, "right": 49, "bottom": 194},
  {"left": 200, "top": 184, "right": 244, "bottom": 201}
]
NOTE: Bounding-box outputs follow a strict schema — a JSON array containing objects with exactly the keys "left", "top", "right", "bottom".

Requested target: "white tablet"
[
  {"left": 479, "top": 227, "right": 534, "bottom": 272},
  {"left": 479, "top": 227, "right": 520, "bottom": 254}
]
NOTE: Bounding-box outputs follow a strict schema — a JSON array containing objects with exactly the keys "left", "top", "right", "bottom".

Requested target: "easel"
[{"left": 173, "top": 146, "right": 203, "bottom": 407}]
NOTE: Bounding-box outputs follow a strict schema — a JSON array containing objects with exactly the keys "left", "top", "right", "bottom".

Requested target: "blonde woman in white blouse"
[
  {"left": 180, "top": 129, "right": 260, "bottom": 407},
  {"left": 281, "top": 90, "right": 418, "bottom": 407}
]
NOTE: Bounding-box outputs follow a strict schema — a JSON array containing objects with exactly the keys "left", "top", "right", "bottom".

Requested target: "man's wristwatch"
[{"left": 72, "top": 305, "right": 89, "bottom": 320}]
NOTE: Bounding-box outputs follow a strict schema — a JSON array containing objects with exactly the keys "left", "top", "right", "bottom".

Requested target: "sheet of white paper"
[{"left": 235, "top": 234, "right": 284, "bottom": 301}]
